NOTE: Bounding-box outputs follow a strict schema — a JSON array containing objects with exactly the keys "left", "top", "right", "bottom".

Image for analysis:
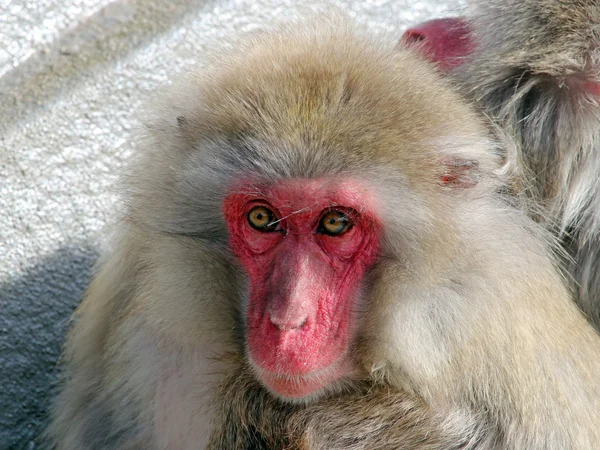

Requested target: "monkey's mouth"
[{"left": 248, "top": 353, "right": 354, "bottom": 401}]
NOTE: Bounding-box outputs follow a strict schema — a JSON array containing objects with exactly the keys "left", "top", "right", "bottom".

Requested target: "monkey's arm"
[
  {"left": 208, "top": 364, "right": 483, "bottom": 450},
  {"left": 48, "top": 229, "right": 230, "bottom": 450},
  {"left": 47, "top": 233, "right": 156, "bottom": 449}
]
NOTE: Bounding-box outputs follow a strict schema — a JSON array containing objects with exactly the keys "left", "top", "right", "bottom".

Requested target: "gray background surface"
[{"left": 0, "top": 0, "right": 464, "bottom": 448}]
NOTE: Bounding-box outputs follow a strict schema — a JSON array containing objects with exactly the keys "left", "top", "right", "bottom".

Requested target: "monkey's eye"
[
  {"left": 247, "top": 206, "right": 279, "bottom": 232},
  {"left": 318, "top": 210, "right": 352, "bottom": 236}
]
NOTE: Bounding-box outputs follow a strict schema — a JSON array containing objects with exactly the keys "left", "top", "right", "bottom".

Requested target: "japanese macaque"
[
  {"left": 403, "top": 0, "right": 600, "bottom": 328},
  {"left": 49, "top": 9, "right": 600, "bottom": 450}
]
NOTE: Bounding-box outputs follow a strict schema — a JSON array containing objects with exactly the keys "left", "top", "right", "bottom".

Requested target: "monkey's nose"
[{"left": 269, "top": 313, "right": 308, "bottom": 331}]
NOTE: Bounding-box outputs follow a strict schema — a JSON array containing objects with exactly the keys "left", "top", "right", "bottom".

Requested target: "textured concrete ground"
[{"left": 0, "top": 0, "right": 464, "bottom": 448}]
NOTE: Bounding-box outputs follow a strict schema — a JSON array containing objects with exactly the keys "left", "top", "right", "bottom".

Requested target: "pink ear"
[
  {"left": 401, "top": 18, "right": 474, "bottom": 71},
  {"left": 440, "top": 158, "right": 479, "bottom": 188},
  {"left": 584, "top": 81, "right": 600, "bottom": 97}
]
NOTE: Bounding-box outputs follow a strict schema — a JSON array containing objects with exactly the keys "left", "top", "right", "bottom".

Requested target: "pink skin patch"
[
  {"left": 584, "top": 80, "right": 600, "bottom": 97},
  {"left": 401, "top": 18, "right": 474, "bottom": 71},
  {"left": 224, "top": 179, "right": 381, "bottom": 399}
]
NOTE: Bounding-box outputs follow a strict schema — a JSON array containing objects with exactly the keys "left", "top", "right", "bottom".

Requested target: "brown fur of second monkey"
[{"left": 49, "top": 15, "right": 600, "bottom": 450}]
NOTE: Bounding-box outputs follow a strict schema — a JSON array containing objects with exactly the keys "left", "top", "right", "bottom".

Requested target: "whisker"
[{"left": 267, "top": 203, "right": 320, "bottom": 226}]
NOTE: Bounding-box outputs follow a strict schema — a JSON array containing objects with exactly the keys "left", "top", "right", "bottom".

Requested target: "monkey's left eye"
[
  {"left": 318, "top": 210, "right": 353, "bottom": 236},
  {"left": 247, "top": 206, "right": 279, "bottom": 232}
]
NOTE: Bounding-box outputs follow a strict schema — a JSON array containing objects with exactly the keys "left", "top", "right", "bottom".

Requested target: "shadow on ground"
[{"left": 0, "top": 246, "right": 98, "bottom": 450}]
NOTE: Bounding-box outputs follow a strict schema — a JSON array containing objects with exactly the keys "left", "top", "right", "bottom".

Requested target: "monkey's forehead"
[{"left": 154, "top": 25, "right": 491, "bottom": 174}]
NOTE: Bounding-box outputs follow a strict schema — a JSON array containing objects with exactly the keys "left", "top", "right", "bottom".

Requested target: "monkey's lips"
[{"left": 250, "top": 355, "right": 353, "bottom": 400}]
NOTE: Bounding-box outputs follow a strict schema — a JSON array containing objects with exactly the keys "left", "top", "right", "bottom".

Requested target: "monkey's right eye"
[{"left": 247, "top": 206, "right": 279, "bottom": 232}]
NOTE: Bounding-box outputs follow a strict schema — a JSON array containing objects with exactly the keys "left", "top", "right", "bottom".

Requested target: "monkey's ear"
[
  {"left": 439, "top": 157, "right": 479, "bottom": 188},
  {"left": 401, "top": 18, "right": 473, "bottom": 71}
]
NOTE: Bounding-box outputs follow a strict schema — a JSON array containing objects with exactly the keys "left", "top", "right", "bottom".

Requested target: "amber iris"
[
  {"left": 248, "top": 206, "right": 278, "bottom": 231},
  {"left": 319, "top": 210, "right": 352, "bottom": 235}
]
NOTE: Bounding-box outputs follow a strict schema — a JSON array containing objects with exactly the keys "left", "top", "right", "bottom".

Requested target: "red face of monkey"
[{"left": 224, "top": 178, "right": 381, "bottom": 399}]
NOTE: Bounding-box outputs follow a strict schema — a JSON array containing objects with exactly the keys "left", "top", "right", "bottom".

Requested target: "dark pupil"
[
  {"left": 329, "top": 218, "right": 336, "bottom": 225},
  {"left": 256, "top": 213, "right": 264, "bottom": 220}
]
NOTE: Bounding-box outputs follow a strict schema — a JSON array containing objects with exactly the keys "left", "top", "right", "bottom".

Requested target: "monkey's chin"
[
  {"left": 252, "top": 356, "right": 353, "bottom": 403},
  {"left": 260, "top": 372, "right": 338, "bottom": 401}
]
